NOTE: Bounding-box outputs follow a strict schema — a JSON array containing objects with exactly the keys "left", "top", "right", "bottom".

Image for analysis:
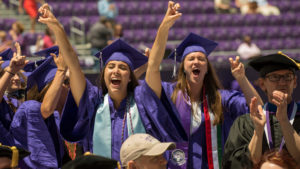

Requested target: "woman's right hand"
[
  {"left": 160, "top": 1, "right": 182, "bottom": 29},
  {"left": 38, "top": 4, "right": 61, "bottom": 31},
  {"left": 249, "top": 97, "right": 266, "bottom": 135}
]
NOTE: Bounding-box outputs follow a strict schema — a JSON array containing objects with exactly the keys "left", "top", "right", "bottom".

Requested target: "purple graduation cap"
[
  {"left": 26, "top": 47, "right": 59, "bottom": 92},
  {"left": 34, "top": 45, "right": 59, "bottom": 57},
  {"left": 168, "top": 32, "right": 218, "bottom": 62},
  {"left": 0, "top": 48, "right": 14, "bottom": 69},
  {"left": 95, "top": 39, "right": 148, "bottom": 71}
]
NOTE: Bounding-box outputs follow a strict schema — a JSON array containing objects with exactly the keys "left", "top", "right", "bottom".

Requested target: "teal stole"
[{"left": 93, "top": 94, "right": 146, "bottom": 158}]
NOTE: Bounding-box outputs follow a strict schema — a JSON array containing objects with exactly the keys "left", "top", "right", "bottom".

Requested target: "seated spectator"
[
  {"left": 35, "top": 27, "right": 55, "bottom": 53},
  {"left": 98, "top": 0, "right": 118, "bottom": 20},
  {"left": 215, "top": 0, "right": 237, "bottom": 13},
  {"left": 107, "top": 23, "right": 124, "bottom": 45},
  {"left": 0, "top": 31, "right": 12, "bottom": 53},
  {"left": 87, "top": 16, "right": 113, "bottom": 55},
  {"left": 236, "top": 0, "right": 259, "bottom": 14},
  {"left": 237, "top": 35, "right": 261, "bottom": 60},
  {"left": 8, "top": 21, "right": 24, "bottom": 42},
  {"left": 253, "top": 150, "right": 297, "bottom": 169},
  {"left": 120, "top": 134, "right": 176, "bottom": 169},
  {"left": 254, "top": 0, "right": 280, "bottom": 16}
]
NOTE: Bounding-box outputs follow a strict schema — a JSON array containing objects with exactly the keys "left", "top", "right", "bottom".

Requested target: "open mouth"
[
  {"left": 111, "top": 79, "right": 121, "bottom": 85},
  {"left": 192, "top": 69, "right": 200, "bottom": 76}
]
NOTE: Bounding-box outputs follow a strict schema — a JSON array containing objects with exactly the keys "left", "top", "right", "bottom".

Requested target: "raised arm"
[
  {"left": 146, "top": 1, "right": 181, "bottom": 98},
  {"left": 230, "top": 56, "right": 264, "bottom": 106},
  {"left": 40, "top": 52, "right": 67, "bottom": 119},
  {"left": 0, "top": 43, "right": 28, "bottom": 102},
  {"left": 273, "top": 91, "right": 300, "bottom": 162},
  {"left": 38, "top": 4, "right": 85, "bottom": 106}
]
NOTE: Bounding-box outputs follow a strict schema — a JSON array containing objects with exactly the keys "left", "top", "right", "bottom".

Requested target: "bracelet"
[{"left": 5, "top": 70, "right": 15, "bottom": 76}]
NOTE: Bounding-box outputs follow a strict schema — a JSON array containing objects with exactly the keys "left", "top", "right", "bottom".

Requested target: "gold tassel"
[
  {"left": 278, "top": 51, "right": 300, "bottom": 69},
  {"left": 117, "top": 161, "right": 121, "bottom": 169},
  {"left": 10, "top": 146, "right": 19, "bottom": 168},
  {"left": 84, "top": 152, "right": 92, "bottom": 156}
]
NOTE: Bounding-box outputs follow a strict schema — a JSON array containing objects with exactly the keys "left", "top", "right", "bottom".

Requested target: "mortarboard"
[
  {"left": 26, "top": 47, "right": 59, "bottom": 91},
  {"left": 248, "top": 51, "right": 300, "bottom": 77},
  {"left": 0, "top": 48, "right": 14, "bottom": 69},
  {"left": 62, "top": 154, "right": 120, "bottom": 169},
  {"left": 168, "top": 32, "right": 218, "bottom": 62},
  {"left": 0, "top": 143, "right": 30, "bottom": 168},
  {"left": 34, "top": 45, "right": 59, "bottom": 57},
  {"left": 95, "top": 39, "right": 148, "bottom": 71}
]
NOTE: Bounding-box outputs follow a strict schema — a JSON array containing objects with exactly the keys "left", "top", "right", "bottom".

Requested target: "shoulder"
[{"left": 19, "top": 100, "right": 41, "bottom": 110}]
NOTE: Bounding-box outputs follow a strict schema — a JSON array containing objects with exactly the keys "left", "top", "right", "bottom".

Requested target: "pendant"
[{"left": 171, "top": 149, "right": 186, "bottom": 166}]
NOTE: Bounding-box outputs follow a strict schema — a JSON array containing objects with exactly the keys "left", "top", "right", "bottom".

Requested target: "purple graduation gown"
[
  {"left": 10, "top": 100, "right": 65, "bottom": 169},
  {"left": 60, "top": 80, "right": 187, "bottom": 162},
  {"left": 162, "top": 82, "right": 249, "bottom": 169},
  {"left": 0, "top": 97, "right": 18, "bottom": 146}
]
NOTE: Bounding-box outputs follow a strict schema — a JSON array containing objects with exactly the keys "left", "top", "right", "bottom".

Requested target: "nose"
[
  {"left": 112, "top": 67, "right": 120, "bottom": 74},
  {"left": 159, "top": 156, "right": 167, "bottom": 165},
  {"left": 12, "top": 74, "right": 20, "bottom": 81}
]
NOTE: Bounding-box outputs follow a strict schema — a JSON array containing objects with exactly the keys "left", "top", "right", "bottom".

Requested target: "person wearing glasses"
[{"left": 222, "top": 52, "right": 300, "bottom": 168}]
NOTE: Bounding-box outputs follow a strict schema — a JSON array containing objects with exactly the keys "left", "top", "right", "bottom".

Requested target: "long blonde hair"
[{"left": 171, "top": 59, "right": 224, "bottom": 125}]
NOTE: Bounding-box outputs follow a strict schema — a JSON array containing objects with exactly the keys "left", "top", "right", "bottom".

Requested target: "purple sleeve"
[
  {"left": 0, "top": 99, "right": 14, "bottom": 131},
  {"left": 60, "top": 79, "right": 102, "bottom": 142},
  {"left": 220, "top": 89, "right": 249, "bottom": 119},
  {"left": 10, "top": 100, "right": 60, "bottom": 168},
  {"left": 134, "top": 80, "right": 187, "bottom": 142}
]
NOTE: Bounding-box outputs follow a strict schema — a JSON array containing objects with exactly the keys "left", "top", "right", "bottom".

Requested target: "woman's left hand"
[
  {"left": 229, "top": 56, "right": 245, "bottom": 80},
  {"left": 51, "top": 51, "right": 67, "bottom": 72}
]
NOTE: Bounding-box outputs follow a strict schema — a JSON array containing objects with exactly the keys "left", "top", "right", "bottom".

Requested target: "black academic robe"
[{"left": 222, "top": 102, "right": 300, "bottom": 169}]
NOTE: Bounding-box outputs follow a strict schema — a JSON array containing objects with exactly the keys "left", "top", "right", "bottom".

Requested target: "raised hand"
[
  {"left": 144, "top": 48, "right": 150, "bottom": 58},
  {"left": 250, "top": 97, "right": 266, "bottom": 135},
  {"left": 160, "top": 1, "right": 182, "bottom": 29},
  {"left": 229, "top": 56, "right": 245, "bottom": 80},
  {"left": 272, "top": 90, "right": 288, "bottom": 122},
  {"left": 51, "top": 52, "right": 67, "bottom": 72},
  {"left": 38, "top": 4, "right": 60, "bottom": 30},
  {"left": 7, "top": 43, "right": 29, "bottom": 74}
]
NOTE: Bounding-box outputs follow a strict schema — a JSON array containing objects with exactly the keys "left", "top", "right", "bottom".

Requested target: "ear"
[
  {"left": 293, "top": 75, "right": 297, "bottom": 89},
  {"left": 258, "top": 78, "right": 267, "bottom": 92},
  {"left": 127, "top": 161, "right": 137, "bottom": 169}
]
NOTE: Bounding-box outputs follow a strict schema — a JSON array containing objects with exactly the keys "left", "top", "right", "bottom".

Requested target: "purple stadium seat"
[
  {"left": 58, "top": 2, "right": 73, "bottom": 16},
  {"left": 150, "top": 1, "right": 165, "bottom": 14},
  {"left": 129, "top": 15, "right": 143, "bottom": 29},
  {"left": 142, "top": 15, "right": 159, "bottom": 29},
  {"left": 86, "top": 3, "right": 99, "bottom": 16},
  {"left": 73, "top": 3, "right": 87, "bottom": 16}
]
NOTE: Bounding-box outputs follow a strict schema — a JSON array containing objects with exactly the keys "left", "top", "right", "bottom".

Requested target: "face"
[
  {"left": 0, "top": 157, "right": 11, "bottom": 169},
  {"left": 183, "top": 52, "right": 208, "bottom": 85},
  {"left": 260, "top": 162, "right": 284, "bottom": 169},
  {"left": 104, "top": 61, "right": 131, "bottom": 95},
  {"left": 132, "top": 155, "right": 167, "bottom": 169},
  {"left": 259, "top": 69, "right": 297, "bottom": 103},
  {"left": 7, "top": 73, "right": 22, "bottom": 92}
]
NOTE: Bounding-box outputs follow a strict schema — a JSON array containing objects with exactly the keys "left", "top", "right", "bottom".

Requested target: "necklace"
[{"left": 121, "top": 94, "right": 134, "bottom": 143}]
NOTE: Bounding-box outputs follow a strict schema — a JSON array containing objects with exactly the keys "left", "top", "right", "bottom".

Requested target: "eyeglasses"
[
  {"left": 63, "top": 78, "right": 70, "bottom": 85},
  {"left": 265, "top": 73, "right": 295, "bottom": 82}
]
